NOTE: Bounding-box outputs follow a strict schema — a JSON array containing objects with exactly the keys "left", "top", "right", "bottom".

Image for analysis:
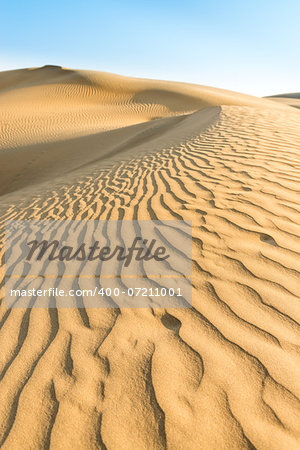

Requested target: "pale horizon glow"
[{"left": 1, "top": 0, "right": 299, "bottom": 97}]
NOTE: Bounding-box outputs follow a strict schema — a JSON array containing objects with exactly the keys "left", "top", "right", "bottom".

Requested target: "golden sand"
[{"left": 0, "top": 66, "right": 300, "bottom": 449}]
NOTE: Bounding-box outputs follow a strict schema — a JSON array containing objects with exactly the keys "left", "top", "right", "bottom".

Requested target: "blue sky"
[{"left": 1, "top": 0, "right": 299, "bottom": 96}]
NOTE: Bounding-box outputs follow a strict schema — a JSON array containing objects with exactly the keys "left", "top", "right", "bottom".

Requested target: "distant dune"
[
  {"left": 265, "top": 92, "right": 300, "bottom": 109},
  {"left": 0, "top": 65, "right": 290, "bottom": 151},
  {"left": 0, "top": 67, "right": 300, "bottom": 449}
]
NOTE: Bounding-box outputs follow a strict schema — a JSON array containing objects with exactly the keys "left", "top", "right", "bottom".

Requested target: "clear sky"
[{"left": 1, "top": 0, "right": 299, "bottom": 96}]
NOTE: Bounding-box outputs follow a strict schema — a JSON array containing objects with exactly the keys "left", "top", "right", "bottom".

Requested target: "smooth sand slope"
[
  {"left": 0, "top": 67, "right": 300, "bottom": 449},
  {"left": 266, "top": 93, "right": 300, "bottom": 110}
]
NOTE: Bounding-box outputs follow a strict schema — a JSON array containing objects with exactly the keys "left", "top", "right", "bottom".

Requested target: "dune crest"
[{"left": 0, "top": 65, "right": 291, "bottom": 150}]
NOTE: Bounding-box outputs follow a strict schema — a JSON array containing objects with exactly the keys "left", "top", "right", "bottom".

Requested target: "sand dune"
[
  {"left": 0, "top": 65, "right": 290, "bottom": 151},
  {"left": 1, "top": 67, "right": 300, "bottom": 449},
  {"left": 266, "top": 93, "right": 300, "bottom": 109}
]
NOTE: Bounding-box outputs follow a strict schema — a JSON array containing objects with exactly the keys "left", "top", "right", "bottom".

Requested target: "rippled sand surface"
[{"left": 0, "top": 66, "right": 300, "bottom": 449}]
